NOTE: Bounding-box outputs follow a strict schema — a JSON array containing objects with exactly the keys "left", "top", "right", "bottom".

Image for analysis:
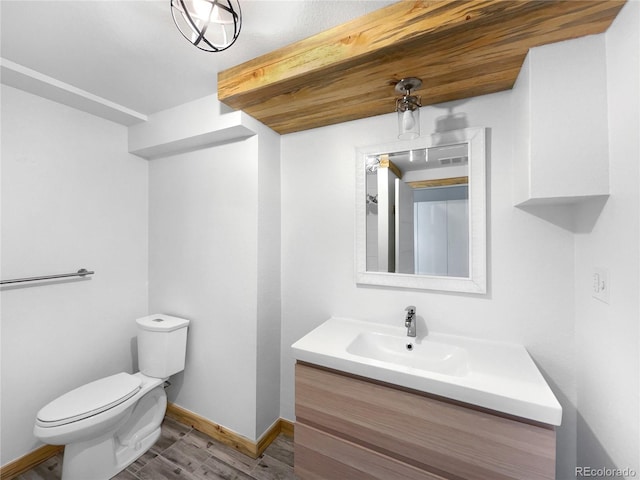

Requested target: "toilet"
[{"left": 33, "top": 314, "right": 189, "bottom": 480}]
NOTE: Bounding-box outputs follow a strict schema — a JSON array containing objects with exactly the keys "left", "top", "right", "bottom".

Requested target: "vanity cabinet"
[
  {"left": 294, "top": 362, "right": 556, "bottom": 480},
  {"left": 512, "top": 34, "right": 609, "bottom": 206}
]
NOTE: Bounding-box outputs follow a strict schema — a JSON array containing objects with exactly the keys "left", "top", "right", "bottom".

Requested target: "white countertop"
[{"left": 291, "top": 317, "right": 562, "bottom": 426}]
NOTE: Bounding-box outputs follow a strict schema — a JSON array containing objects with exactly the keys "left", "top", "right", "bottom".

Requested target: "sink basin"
[
  {"left": 291, "top": 316, "right": 563, "bottom": 426},
  {"left": 346, "top": 332, "right": 470, "bottom": 376}
]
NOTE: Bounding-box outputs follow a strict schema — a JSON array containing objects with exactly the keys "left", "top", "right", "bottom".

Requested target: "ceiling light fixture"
[
  {"left": 171, "top": 0, "right": 241, "bottom": 52},
  {"left": 365, "top": 155, "right": 380, "bottom": 174},
  {"left": 395, "top": 78, "right": 422, "bottom": 140}
]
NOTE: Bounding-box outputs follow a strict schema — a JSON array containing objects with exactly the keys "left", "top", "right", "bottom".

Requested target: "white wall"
[
  {"left": 575, "top": 1, "right": 640, "bottom": 476},
  {"left": 0, "top": 85, "right": 281, "bottom": 466},
  {"left": 148, "top": 115, "right": 281, "bottom": 441},
  {"left": 0, "top": 85, "right": 149, "bottom": 464},
  {"left": 254, "top": 121, "right": 282, "bottom": 438},
  {"left": 280, "top": 91, "right": 578, "bottom": 478},
  {"left": 148, "top": 138, "right": 260, "bottom": 439}
]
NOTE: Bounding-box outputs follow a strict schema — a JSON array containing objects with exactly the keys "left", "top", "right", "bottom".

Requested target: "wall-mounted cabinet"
[{"left": 512, "top": 34, "right": 609, "bottom": 206}]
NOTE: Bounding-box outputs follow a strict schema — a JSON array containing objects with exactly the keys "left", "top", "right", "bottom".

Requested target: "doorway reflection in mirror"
[{"left": 365, "top": 143, "right": 469, "bottom": 277}]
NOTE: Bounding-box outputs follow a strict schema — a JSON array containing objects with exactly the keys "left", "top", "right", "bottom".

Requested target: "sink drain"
[{"left": 406, "top": 343, "right": 414, "bottom": 351}]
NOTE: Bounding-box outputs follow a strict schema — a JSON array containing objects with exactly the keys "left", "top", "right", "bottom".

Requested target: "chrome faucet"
[{"left": 405, "top": 306, "right": 416, "bottom": 337}]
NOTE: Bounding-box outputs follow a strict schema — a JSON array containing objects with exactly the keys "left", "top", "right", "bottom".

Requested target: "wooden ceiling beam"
[{"left": 218, "top": 0, "right": 625, "bottom": 135}]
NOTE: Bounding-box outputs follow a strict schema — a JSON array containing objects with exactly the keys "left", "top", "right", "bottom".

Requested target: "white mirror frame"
[{"left": 355, "top": 126, "right": 487, "bottom": 294}]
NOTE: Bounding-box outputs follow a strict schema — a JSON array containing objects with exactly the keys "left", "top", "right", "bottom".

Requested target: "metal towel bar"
[{"left": 0, "top": 268, "right": 95, "bottom": 285}]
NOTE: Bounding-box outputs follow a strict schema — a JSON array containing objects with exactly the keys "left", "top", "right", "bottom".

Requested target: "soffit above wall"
[{"left": 217, "top": 0, "right": 625, "bottom": 135}]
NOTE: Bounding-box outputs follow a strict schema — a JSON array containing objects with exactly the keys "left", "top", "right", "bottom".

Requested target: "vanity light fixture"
[
  {"left": 395, "top": 78, "right": 422, "bottom": 140},
  {"left": 171, "top": 0, "right": 241, "bottom": 52}
]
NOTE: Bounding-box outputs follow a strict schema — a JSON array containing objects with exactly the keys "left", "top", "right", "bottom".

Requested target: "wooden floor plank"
[{"left": 13, "top": 418, "right": 295, "bottom": 480}]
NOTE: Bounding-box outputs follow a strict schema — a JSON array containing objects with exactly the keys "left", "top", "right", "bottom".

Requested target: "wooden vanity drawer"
[
  {"left": 295, "top": 363, "right": 556, "bottom": 480},
  {"left": 295, "top": 422, "right": 447, "bottom": 480}
]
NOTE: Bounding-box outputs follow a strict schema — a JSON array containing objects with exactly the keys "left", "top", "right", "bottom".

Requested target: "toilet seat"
[{"left": 36, "top": 373, "right": 141, "bottom": 428}]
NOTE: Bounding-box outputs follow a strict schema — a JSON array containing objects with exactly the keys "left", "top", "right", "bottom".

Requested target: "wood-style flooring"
[{"left": 16, "top": 417, "right": 297, "bottom": 480}]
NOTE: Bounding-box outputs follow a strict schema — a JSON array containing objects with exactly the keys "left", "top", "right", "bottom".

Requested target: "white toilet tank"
[{"left": 136, "top": 314, "right": 189, "bottom": 378}]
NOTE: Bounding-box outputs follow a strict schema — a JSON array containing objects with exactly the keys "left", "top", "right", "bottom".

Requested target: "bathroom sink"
[
  {"left": 292, "top": 316, "right": 562, "bottom": 426},
  {"left": 346, "top": 332, "right": 469, "bottom": 376}
]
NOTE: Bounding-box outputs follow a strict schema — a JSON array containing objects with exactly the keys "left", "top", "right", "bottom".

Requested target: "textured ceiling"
[{"left": 0, "top": 0, "right": 395, "bottom": 116}]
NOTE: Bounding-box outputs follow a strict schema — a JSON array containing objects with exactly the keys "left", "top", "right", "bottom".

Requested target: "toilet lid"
[{"left": 36, "top": 373, "right": 142, "bottom": 427}]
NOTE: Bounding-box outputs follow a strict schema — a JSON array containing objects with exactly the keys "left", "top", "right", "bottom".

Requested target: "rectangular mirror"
[{"left": 356, "top": 127, "right": 486, "bottom": 293}]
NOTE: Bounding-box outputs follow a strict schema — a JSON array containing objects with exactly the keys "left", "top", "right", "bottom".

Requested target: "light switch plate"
[{"left": 592, "top": 267, "right": 610, "bottom": 304}]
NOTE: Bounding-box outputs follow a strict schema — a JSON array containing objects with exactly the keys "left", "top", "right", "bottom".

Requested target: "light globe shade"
[
  {"left": 171, "top": 0, "right": 241, "bottom": 52},
  {"left": 398, "top": 107, "right": 420, "bottom": 140}
]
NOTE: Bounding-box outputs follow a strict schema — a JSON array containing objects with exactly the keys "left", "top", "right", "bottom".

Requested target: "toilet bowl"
[{"left": 33, "top": 314, "right": 189, "bottom": 480}]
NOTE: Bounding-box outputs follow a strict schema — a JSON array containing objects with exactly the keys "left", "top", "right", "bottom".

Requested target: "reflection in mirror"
[
  {"left": 356, "top": 127, "right": 486, "bottom": 293},
  {"left": 366, "top": 143, "right": 469, "bottom": 276}
]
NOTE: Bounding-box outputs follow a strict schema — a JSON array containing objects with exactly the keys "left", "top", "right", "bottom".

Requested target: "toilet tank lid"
[
  {"left": 36, "top": 373, "right": 141, "bottom": 426},
  {"left": 136, "top": 314, "right": 190, "bottom": 332}
]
